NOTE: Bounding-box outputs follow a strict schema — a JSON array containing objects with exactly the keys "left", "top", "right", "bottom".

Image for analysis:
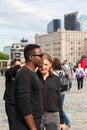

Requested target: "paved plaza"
[{"left": 0, "top": 75, "right": 87, "bottom": 130}]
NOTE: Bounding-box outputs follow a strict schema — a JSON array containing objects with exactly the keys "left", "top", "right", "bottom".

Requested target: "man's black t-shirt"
[{"left": 15, "top": 66, "right": 43, "bottom": 123}]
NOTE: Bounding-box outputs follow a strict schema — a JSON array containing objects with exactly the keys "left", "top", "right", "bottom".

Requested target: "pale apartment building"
[{"left": 35, "top": 28, "right": 87, "bottom": 64}]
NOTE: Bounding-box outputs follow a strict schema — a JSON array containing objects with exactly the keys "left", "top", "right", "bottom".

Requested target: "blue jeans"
[{"left": 61, "top": 94, "right": 70, "bottom": 125}]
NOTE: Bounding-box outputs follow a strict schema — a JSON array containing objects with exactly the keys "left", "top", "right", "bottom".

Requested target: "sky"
[{"left": 0, "top": 0, "right": 87, "bottom": 52}]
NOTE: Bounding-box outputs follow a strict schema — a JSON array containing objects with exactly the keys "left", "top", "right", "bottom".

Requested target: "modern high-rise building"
[
  {"left": 79, "top": 14, "right": 87, "bottom": 31},
  {"left": 64, "top": 12, "right": 80, "bottom": 30},
  {"left": 3, "top": 46, "right": 11, "bottom": 58},
  {"left": 47, "top": 19, "right": 61, "bottom": 33}
]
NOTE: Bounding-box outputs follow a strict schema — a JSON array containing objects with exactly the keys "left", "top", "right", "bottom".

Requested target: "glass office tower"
[
  {"left": 79, "top": 14, "right": 87, "bottom": 31},
  {"left": 64, "top": 12, "right": 79, "bottom": 30},
  {"left": 47, "top": 19, "right": 61, "bottom": 33}
]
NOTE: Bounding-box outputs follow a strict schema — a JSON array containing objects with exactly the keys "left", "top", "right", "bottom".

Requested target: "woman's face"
[
  {"left": 39, "top": 59, "right": 52, "bottom": 75},
  {"left": 78, "top": 63, "right": 81, "bottom": 68}
]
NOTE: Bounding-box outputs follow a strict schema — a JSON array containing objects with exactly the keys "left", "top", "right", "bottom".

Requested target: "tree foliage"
[{"left": 0, "top": 51, "right": 9, "bottom": 60}]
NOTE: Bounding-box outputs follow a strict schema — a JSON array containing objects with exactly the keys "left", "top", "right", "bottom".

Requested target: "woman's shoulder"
[{"left": 80, "top": 67, "right": 84, "bottom": 71}]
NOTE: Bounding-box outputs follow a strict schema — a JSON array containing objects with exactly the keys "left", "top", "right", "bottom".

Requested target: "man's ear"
[{"left": 29, "top": 55, "right": 33, "bottom": 61}]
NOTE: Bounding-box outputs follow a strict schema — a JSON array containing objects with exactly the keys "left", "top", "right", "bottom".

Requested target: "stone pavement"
[
  {"left": 0, "top": 75, "right": 87, "bottom": 130},
  {"left": 64, "top": 78, "right": 87, "bottom": 130},
  {"left": 0, "top": 76, "right": 8, "bottom": 130}
]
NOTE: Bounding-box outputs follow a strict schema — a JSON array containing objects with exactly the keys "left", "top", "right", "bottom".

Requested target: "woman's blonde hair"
[{"left": 43, "top": 53, "right": 52, "bottom": 72}]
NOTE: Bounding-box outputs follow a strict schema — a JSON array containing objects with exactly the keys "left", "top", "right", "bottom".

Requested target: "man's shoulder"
[
  {"left": 16, "top": 66, "right": 35, "bottom": 80},
  {"left": 16, "top": 67, "right": 29, "bottom": 78}
]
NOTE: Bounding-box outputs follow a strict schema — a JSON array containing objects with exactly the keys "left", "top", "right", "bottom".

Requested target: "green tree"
[
  {"left": 0, "top": 51, "right": 9, "bottom": 60},
  {"left": 0, "top": 51, "right": 9, "bottom": 67}
]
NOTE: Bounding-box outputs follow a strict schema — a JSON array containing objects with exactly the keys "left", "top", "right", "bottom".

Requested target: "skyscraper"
[
  {"left": 64, "top": 12, "right": 80, "bottom": 30},
  {"left": 47, "top": 19, "right": 61, "bottom": 33},
  {"left": 3, "top": 46, "right": 11, "bottom": 58},
  {"left": 79, "top": 14, "right": 87, "bottom": 31}
]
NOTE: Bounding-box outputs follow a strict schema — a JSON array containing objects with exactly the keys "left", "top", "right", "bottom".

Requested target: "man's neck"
[{"left": 25, "top": 62, "right": 36, "bottom": 72}]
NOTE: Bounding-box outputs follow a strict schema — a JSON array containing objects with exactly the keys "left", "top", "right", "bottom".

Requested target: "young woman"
[
  {"left": 76, "top": 63, "right": 85, "bottom": 92},
  {"left": 52, "top": 58, "right": 71, "bottom": 129},
  {"left": 37, "top": 53, "right": 65, "bottom": 130}
]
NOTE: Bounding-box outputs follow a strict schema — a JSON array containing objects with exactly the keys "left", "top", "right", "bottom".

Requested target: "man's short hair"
[{"left": 24, "top": 44, "right": 40, "bottom": 62}]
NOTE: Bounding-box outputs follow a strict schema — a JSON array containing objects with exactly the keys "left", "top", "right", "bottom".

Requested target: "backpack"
[
  {"left": 55, "top": 70, "right": 68, "bottom": 92},
  {"left": 76, "top": 70, "right": 84, "bottom": 78}
]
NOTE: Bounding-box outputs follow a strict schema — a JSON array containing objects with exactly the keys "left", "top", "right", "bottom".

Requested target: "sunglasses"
[{"left": 32, "top": 53, "right": 44, "bottom": 58}]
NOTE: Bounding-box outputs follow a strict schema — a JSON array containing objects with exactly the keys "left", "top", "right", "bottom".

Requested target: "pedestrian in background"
[
  {"left": 84, "top": 67, "right": 87, "bottom": 78},
  {"left": 1, "top": 67, "right": 4, "bottom": 75},
  {"left": 14, "top": 44, "right": 43, "bottom": 130},
  {"left": 52, "top": 58, "right": 71, "bottom": 129},
  {"left": 3, "top": 59, "right": 22, "bottom": 130},
  {"left": 76, "top": 63, "right": 85, "bottom": 92},
  {"left": 63, "top": 60, "right": 73, "bottom": 91},
  {"left": 37, "top": 53, "right": 65, "bottom": 130}
]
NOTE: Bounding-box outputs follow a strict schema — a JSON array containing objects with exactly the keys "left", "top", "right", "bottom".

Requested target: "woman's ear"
[
  {"left": 50, "top": 63, "right": 52, "bottom": 67},
  {"left": 49, "top": 63, "right": 52, "bottom": 70}
]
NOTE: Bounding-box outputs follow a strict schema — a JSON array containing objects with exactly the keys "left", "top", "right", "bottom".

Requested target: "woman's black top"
[{"left": 37, "top": 71, "right": 64, "bottom": 124}]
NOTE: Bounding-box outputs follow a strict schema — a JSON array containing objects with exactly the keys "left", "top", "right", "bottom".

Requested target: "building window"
[
  {"left": 45, "top": 44, "right": 50, "bottom": 47},
  {"left": 45, "top": 48, "right": 50, "bottom": 52},
  {"left": 71, "top": 48, "right": 73, "bottom": 50},
  {"left": 53, "top": 43, "right": 57, "bottom": 45},
  {"left": 16, "top": 46, "right": 19, "bottom": 48},
  {"left": 58, "top": 48, "right": 60, "bottom": 50},
  {"left": 53, "top": 48, "right": 57, "bottom": 51}
]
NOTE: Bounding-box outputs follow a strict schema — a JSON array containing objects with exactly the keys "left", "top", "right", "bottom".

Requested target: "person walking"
[
  {"left": 14, "top": 44, "right": 43, "bottom": 130},
  {"left": 84, "top": 67, "right": 87, "bottom": 78},
  {"left": 3, "top": 59, "right": 22, "bottom": 130},
  {"left": 52, "top": 58, "right": 71, "bottom": 129},
  {"left": 37, "top": 53, "right": 65, "bottom": 130},
  {"left": 76, "top": 63, "right": 85, "bottom": 92},
  {"left": 1, "top": 67, "right": 4, "bottom": 75},
  {"left": 63, "top": 60, "right": 73, "bottom": 91}
]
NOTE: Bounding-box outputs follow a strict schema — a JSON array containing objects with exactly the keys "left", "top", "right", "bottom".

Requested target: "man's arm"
[
  {"left": 5, "top": 65, "right": 21, "bottom": 80},
  {"left": 24, "top": 114, "right": 37, "bottom": 130},
  {"left": 15, "top": 72, "right": 37, "bottom": 130}
]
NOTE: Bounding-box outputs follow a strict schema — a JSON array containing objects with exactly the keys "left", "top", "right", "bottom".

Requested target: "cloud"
[{"left": 0, "top": 0, "right": 87, "bottom": 51}]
